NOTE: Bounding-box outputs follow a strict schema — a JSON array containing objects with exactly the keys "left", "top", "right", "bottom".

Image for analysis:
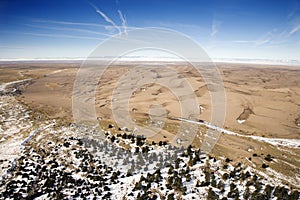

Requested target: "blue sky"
[{"left": 0, "top": 0, "right": 299, "bottom": 60}]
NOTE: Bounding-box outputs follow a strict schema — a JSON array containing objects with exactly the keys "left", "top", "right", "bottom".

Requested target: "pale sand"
[
  {"left": 1, "top": 62, "right": 299, "bottom": 178},
  {"left": 2, "top": 62, "right": 298, "bottom": 140}
]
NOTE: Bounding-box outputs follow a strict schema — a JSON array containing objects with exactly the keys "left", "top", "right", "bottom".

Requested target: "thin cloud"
[
  {"left": 232, "top": 30, "right": 274, "bottom": 46},
  {"left": 254, "top": 30, "right": 274, "bottom": 46},
  {"left": 287, "top": 6, "right": 300, "bottom": 36},
  {"left": 118, "top": 10, "right": 127, "bottom": 34},
  {"left": 0, "top": 30, "right": 104, "bottom": 40},
  {"left": 232, "top": 38, "right": 270, "bottom": 46},
  {"left": 33, "top": 19, "right": 107, "bottom": 28},
  {"left": 159, "top": 22, "right": 203, "bottom": 29},
  {"left": 232, "top": 40, "right": 256, "bottom": 44},
  {"left": 211, "top": 20, "right": 221, "bottom": 37},
  {"left": 289, "top": 24, "right": 300, "bottom": 35},
  {"left": 0, "top": 45, "right": 40, "bottom": 50},
  {"left": 23, "top": 32, "right": 104, "bottom": 40},
  {"left": 1, "top": 29, "right": 149, "bottom": 45},
  {"left": 33, "top": 19, "right": 137, "bottom": 30},
  {"left": 25, "top": 24, "right": 112, "bottom": 37},
  {"left": 255, "top": 38, "right": 271, "bottom": 46},
  {"left": 233, "top": 38, "right": 270, "bottom": 46}
]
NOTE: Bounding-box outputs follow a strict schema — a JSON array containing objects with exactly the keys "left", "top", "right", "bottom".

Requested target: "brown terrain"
[{"left": 1, "top": 61, "right": 299, "bottom": 185}]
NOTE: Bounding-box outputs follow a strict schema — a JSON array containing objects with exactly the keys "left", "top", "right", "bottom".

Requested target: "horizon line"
[{"left": 0, "top": 57, "right": 300, "bottom": 66}]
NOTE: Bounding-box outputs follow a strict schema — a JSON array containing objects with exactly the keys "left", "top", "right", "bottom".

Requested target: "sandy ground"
[
  {"left": 2, "top": 62, "right": 299, "bottom": 139},
  {"left": 1, "top": 62, "right": 299, "bottom": 178}
]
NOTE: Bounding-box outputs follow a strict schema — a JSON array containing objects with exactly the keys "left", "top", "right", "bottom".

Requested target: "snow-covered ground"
[{"left": 0, "top": 78, "right": 32, "bottom": 93}]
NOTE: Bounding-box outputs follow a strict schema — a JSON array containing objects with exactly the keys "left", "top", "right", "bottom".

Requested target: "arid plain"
[{"left": 1, "top": 61, "right": 299, "bottom": 186}]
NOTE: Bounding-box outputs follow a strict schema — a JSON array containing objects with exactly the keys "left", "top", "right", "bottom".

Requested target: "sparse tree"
[{"left": 207, "top": 187, "right": 218, "bottom": 200}]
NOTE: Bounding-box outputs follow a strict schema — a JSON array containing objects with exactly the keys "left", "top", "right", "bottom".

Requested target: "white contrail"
[
  {"left": 118, "top": 10, "right": 127, "bottom": 34},
  {"left": 96, "top": 9, "right": 121, "bottom": 34},
  {"left": 289, "top": 24, "right": 300, "bottom": 35},
  {"left": 211, "top": 20, "right": 220, "bottom": 37},
  {"left": 89, "top": 2, "right": 121, "bottom": 34}
]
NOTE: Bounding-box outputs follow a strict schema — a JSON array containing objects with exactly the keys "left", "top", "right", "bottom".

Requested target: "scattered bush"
[
  {"left": 262, "top": 163, "right": 269, "bottom": 168},
  {"left": 264, "top": 154, "right": 273, "bottom": 162}
]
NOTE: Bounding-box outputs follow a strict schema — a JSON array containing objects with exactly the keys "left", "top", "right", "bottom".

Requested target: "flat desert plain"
[{"left": 1, "top": 61, "right": 299, "bottom": 184}]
